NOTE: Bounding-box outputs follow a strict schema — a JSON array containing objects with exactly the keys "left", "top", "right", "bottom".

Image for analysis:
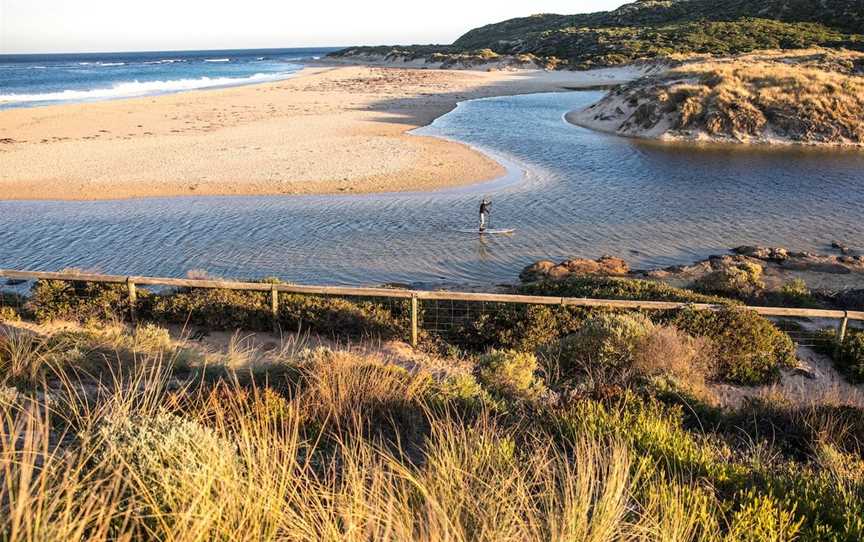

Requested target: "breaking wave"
[{"left": 0, "top": 71, "right": 297, "bottom": 105}]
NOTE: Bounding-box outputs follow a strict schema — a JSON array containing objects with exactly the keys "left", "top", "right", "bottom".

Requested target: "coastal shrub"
[
  {"left": 763, "top": 278, "right": 820, "bottom": 308},
  {"left": 8, "top": 320, "right": 864, "bottom": 541},
  {"left": 278, "top": 293, "right": 407, "bottom": 341},
  {"left": 541, "top": 313, "right": 655, "bottom": 386},
  {"left": 92, "top": 412, "right": 242, "bottom": 531},
  {"left": 431, "top": 372, "right": 494, "bottom": 413},
  {"left": 454, "top": 303, "right": 586, "bottom": 352},
  {"left": 670, "top": 306, "right": 796, "bottom": 385},
  {"left": 725, "top": 489, "right": 803, "bottom": 541},
  {"left": 556, "top": 394, "right": 741, "bottom": 487},
  {"left": 476, "top": 350, "right": 546, "bottom": 402},
  {"left": 29, "top": 279, "right": 138, "bottom": 323},
  {"left": 760, "top": 451, "right": 864, "bottom": 540},
  {"left": 149, "top": 288, "right": 406, "bottom": 340},
  {"left": 0, "top": 306, "right": 20, "bottom": 323},
  {"left": 815, "top": 328, "right": 864, "bottom": 383},
  {"left": 692, "top": 261, "right": 765, "bottom": 300},
  {"left": 149, "top": 288, "right": 271, "bottom": 330},
  {"left": 519, "top": 276, "right": 733, "bottom": 305},
  {"left": 632, "top": 325, "right": 713, "bottom": 391},
  {"left": 541, "top": 313, "right": 712, "bottom": 394}
]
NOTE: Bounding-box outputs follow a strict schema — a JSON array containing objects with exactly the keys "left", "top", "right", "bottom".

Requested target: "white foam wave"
[
  {"left": 0, "top": 71, "right": 297, "bottom": 105},
  {"left": 78, "top": 62, "right": 126, "bottom": 67},
  {"left": 144, "top": 59, "right": 186, "bottom": 64},
  {"left": 204, "top": 58, "right": 230, "bottom": 63}
]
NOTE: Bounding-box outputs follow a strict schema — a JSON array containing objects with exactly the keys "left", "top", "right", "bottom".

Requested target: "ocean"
[{"left": 0, "top": 48, "right": 339, "bottom": 109}]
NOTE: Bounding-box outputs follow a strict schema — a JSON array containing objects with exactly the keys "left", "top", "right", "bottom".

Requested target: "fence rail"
[{"left": 1, "top": 268, "right": 862, "bottom": 347}]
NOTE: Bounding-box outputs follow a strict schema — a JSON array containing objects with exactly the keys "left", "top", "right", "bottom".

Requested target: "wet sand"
[{"left": 0, "top": 65, "right": 639, "bottom": 200}]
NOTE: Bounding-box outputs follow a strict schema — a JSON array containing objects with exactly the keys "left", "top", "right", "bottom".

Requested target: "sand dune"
[{"left": 0, "top": 65, "right": 639, "bottom": 201}]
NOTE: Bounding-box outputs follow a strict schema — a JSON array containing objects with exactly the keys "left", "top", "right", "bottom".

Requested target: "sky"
[{"left": 1, "top": 0, "right": 627, "bottom": 54}]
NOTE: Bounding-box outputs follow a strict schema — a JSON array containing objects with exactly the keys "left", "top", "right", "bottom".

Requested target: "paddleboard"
[{"left": 456, "top": 228, "right": 515, "bottom": 235}]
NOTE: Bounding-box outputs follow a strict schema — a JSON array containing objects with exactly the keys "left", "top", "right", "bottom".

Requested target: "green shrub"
[
  {"left": 761, "top": 455, "right": 864, "bottom": 540},
  {"left": 542, "top": 313, "right": 655, "bottom": 385},
  {"left": 149, "top": 288, "right": 406, "bottom": 340},
  {"left": 0, "top": 306, "right": 20, "bottom": 322},
  {"left": 453, "top": 303, "right": 586, "bottom": 352},
  {"left": 670, "top": 307, "right": 796, "bottom": 385},
  {"left": 476, "top": 350, "right": 546, "bottom": 402},
  {"left": 93, "top": 412, "right": 241, "bottom": 529},
  {"left": 764, "top": 279, "right": 820, "bottom": 308},
  {"left": 556, "top": 393, "right": 744, "bottom": 488},
  {"left": 431, "top": 372, "right": 494, "bottom": 412},
  {"left": 692, "top": 262, "right": 765, "bottom": 300},
  {"left": 725, "top": 489, "right": 803, "bottom": 541},
  {"left": 815, "top": 329, "right": 864, "bottom": 383},
  {"left": 29, "top": 279, "right": 137, "bottom": 323},
  {"left": 278, "top": 294, "right": 407, "bottom": 341},
  {"left": 520, "top": 276, "right": 733, "bottom": 305},
  {"left": 149, "top": 288, "right": 271, "bottom": 330}
]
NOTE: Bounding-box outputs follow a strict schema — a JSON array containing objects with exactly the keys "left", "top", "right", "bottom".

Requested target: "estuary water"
[{"left": 1, "top": 91, "right": 863, "bottom": 287}]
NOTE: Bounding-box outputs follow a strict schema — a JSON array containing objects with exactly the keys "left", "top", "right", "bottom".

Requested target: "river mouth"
[{"left": 1, "top": 91, "right": 863, "bottom": 287}]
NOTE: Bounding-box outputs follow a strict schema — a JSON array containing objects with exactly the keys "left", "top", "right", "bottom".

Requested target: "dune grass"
[{"left": 1, "top": 319, "right": 863, "bottom": 541}]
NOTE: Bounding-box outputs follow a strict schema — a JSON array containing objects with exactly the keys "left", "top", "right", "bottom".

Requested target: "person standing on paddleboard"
[{"left": 479, "top": 198, "right": 492, "bottom": 232}]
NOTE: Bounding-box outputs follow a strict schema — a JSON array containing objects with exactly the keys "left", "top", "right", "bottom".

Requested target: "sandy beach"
[{"left": 0, "top": 64, "right": 640, "bottom": 200}]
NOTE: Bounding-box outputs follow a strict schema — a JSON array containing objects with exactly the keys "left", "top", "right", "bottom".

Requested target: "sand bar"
[{"left": 0, "top": 65, "right": 640, "bottom": 201}]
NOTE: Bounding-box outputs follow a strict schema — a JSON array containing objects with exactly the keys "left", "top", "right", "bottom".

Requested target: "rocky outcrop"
[
  {"left": 520, "top": 256, "right": 630, "bottom": 282},
  {"left": 733, "top": 246, "right": 864, "bottom": 274}
]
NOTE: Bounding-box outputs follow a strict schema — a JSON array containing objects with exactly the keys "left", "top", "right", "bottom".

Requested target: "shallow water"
[{"left": 1, "top": 91, "right": 863, "bottom": 287}]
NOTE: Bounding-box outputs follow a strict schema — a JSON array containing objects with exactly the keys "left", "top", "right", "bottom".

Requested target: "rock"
[
  {"left": 732, "top": 246, "right": 788, "bottom": 262},
  {"left": 597, "top": 255, "right": 630, "bottom": 275},
  {"left": 519, "top": 256, "right": 630, "bottom": 282},
  {"left": 788, "top": 358, "right": 819, "bottom": 380},
  {"left": 519, "top": 260, "right": 556, "bottom": 282},
  {"left": 831, "top": 240, "right": 851, "bottom": 254},
  {"left": 547, "top": 265, "right": 572, "bottom": 280}
]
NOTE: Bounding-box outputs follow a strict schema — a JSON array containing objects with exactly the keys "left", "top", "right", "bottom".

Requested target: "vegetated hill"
[
  {"left": 452, "top": 0, "right": 864, "bottom": 68},
  {"left": 333, "top": 0, "right": 864, "bottom": 69},
  {"left": 568, "top": 49, "right": 864, "bottom": 146}
]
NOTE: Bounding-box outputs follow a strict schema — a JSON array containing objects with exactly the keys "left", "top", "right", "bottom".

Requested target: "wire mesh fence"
[{"left": 1, "top": 270, "right": 861, "bottom": 353}]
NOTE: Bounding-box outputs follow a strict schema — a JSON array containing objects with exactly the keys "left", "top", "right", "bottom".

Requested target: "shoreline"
[{"left": 0, "top": 64, "right": 641, "bottom": 202}]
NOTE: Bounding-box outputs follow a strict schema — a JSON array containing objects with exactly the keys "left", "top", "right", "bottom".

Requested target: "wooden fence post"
[
  {"left": 271, "top": 285, "right": 280, "bottom": 333},
  {"left": 838, "top": 311, "right": 849, "bottom": 346},
  {"left": 410, "top": 294, "right": 419, "bottom": 348},
  {"left": 126, "top": 278, "right": 138, "bottom": 328}
]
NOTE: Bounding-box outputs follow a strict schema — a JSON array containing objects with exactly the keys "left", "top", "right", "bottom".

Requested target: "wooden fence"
[{"left": 1, "top": 268, "right": 862, "bottom": 347}]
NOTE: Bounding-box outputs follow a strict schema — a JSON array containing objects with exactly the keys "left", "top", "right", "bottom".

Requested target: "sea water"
[{"left": 0, "top": 48, "right": 338, "bottom": 109}]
